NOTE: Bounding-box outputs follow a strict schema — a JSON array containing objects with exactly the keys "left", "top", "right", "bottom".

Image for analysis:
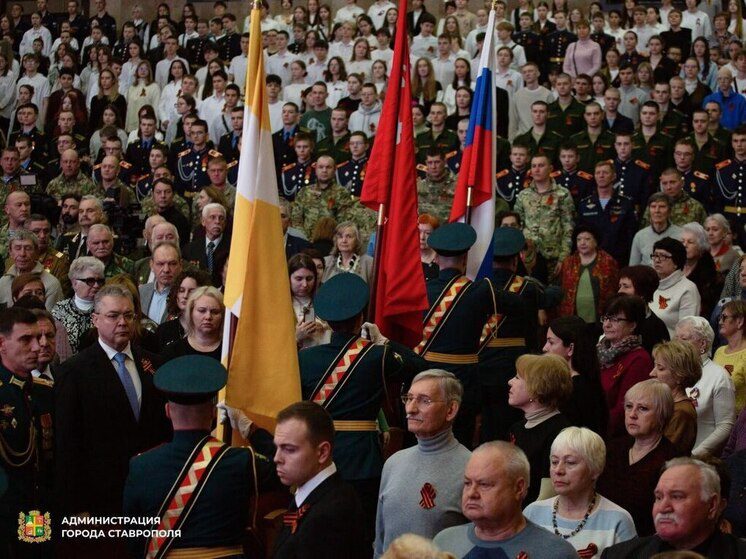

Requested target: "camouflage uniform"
[
  {"left": 46, "top": 171, "right": 101, "bottom": 199},
  {"left": 291, "top": 181, "right": 375, "bottom": 241},
  {"left": 514, "top": 180, "right": 575, "bottom": 268},
  {"left": 39, "top": 247, "right": 71, "bottom": 296},
  {"left": 102, "top": 253, "right": 135, "bottom": 278},
  {"left": 417, "top": 170, "right": 457, "bottom": 224},
  {"left": 641, "top": 191, "right": 707, "bottom": 227}
]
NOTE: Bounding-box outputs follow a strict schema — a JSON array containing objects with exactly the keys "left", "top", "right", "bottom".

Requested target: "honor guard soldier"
[
  {"left": 553, "top": 144, "right": 595, "bottom": 203},
  {"left": 417, "top": 223, "right": 521, "bottom": 448},
  {"left": 632, "top": 101, "right": 675, "bottom": 184},
  {"left": 0, "top": 308, "right": 54, "bottom": 557},
  {"left": 716, "top": 126, "right": 746, "bottom": 243},
  {"left": 547, "top": 73, "right": 586, "bottom": 139},
  {"left": 299, "top": 273, "right": 427, "bottom": 546},
  {"left": 613, "top": 132, "right": 653, "bottom": 215},
  {"left": 175, "top": 119, "right": 215, "bottom": 198},
  {"left": 496, "top": 144, "right": 531, "bottom": 207},
  {"left": 335, "top": 132, "right": 368, "bottom": 196},
  {"left": 570, "top": 102, "right": 616, "bottom": 174},
  {"left": 479, "top": 227, "right": 560, "bottom": 442},
  {"left": 123, "top": 356, "right": 282, "bottom": 559},
  {"left": 545, "top": 12, "right": 577, "bottom": 74}
]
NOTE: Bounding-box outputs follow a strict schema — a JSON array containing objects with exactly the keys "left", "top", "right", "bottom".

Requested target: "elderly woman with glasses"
[
  {"left": 51, "top": 256, "right": 106, "bottom": 353},
  {"left": 508, "top": 354, "right": 574, "bottom": 504},
  {"left": 714, "top": 300, "right": 746, "bottom": 413},
  {"left": 524, "top": 427, "right": 637, "bottom": 556},
  {"left": 675, "top": 316, "right": 736, "bottom": 456},
  {"left": 597, "top": 295, "right": 654, "bottom": 439},
  {"left": 649, "top": 237, "right": 701, "bottom": 338}
]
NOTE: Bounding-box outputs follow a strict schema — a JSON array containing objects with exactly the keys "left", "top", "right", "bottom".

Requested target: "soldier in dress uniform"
[
  {"left": 590, "top": 13, "right": 616, "bottom": 56},
  {"left": 298, "top": 273, "right": 427, "bottom": 546},
  {"left": 217, "top": 14, "right": 242, "bottom": 61},
  {"left": 613, "top": 132, "right": 653, "bottom": 215},
  {"left": 544, "top": 12, "right": 577, "bottom": 76},
  {"left": 674, "top": 138, "right": 718, "bottom": 213},
  {"left": 552, "top": 144, "right": 595, "bottom": 204},
  {"left": 716, "top": 126, "right": 746, "bottom": 244},
  {"left": 0, "top": 308, "right": 54, "bottom": 558},
  {"left": 513, "top": 13, "right": 541, "bottom": 63},
  {"left": 174, "top": 120, "right": 216, "bottom": 199},
  {"left": 496, "top": 144, "right": 531, "bottom": 207},
  {"left": 570, "top": 102, "right": 616, "bottom": 173},
  {"left": 281, "top": 133, "right": 317, "bottom": 201},
  {"left": 336, "top": 132, "right": 368, "bottom": 196},
  {"left": 417, "top": 223, "right": 521, "bottom": 448},
  {"left": 123, "top": 116, "right": 166, "bottom": 179},
  {"left": 186, "top": 21, "right": 215, "bottom": 72},
  {"left": 478, "top": 227, "right": 560, "bottom": 442},
  {"left": 123, "top": 355, "right": 282, "bottom": 559},
  {"left": 9, "top": 103, "right": 48, "bottom": 163}
]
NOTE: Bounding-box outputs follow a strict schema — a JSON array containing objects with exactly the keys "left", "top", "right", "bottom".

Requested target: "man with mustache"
[{"left": 602, "top": 457, "right": 746, "bottom": 557}]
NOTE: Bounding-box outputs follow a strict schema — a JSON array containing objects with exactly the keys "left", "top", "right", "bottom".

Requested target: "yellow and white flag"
[{"left": 222, "top": 2, "right": 301, "bottom": 431}]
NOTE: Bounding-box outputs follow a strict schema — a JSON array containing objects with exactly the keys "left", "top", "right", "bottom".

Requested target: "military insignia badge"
[{"left": 17, "top": 511, "right": 51, "bottom": 543}]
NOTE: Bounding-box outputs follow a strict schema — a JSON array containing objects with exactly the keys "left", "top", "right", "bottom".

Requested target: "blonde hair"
[
  {"left": 652, "top": 340, "right": 703, "bottom": 390},
  {"left": 515, "top": 354, "right": 573, "bottom": 409},
  {"left": 625, "top": 379, "right": 674, "bottom": 432},
  {"left": 551, "top": 426, "right": 606, "bottom": 478},
  {"left": 185, "top": 286, "right": 225, "bottom": 336},
  {"left": 381, "top": 534, "right": 455, "bottom": 559}
]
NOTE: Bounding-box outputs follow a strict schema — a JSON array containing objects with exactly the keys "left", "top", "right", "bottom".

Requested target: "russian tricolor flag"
[{"left": 449, "top": 7, "right": 498, "bottom": 280}]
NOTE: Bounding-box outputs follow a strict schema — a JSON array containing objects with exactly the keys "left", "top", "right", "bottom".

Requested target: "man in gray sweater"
[{"left": 373, "top": 370, "right": 471, "bottom": 558}]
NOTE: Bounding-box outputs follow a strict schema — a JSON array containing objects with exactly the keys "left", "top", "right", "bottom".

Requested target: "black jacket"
[{"left": 602, "top": 531, "right": 746, "bottom": 558}]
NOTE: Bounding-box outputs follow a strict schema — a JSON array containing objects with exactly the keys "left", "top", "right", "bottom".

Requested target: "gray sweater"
[{"left": 373, "top": 428, "right": 471, "bottom": 558}]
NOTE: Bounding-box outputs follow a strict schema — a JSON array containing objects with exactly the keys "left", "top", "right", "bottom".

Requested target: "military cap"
[
  {"left": 492, "top": 227, "right": 525, "bottom": 258},
  {"left": 427, "top": 222, "right": 476, "bottom": 256},
  {"left": 314, "top": 273, "right": 369, "bottom": 321},
  {"left": 154, "top": 355, "right": 227, "bottom": 404}
]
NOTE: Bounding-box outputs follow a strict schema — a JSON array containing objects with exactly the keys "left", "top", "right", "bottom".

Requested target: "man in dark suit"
[
  {"left": 271, "top": 401, "right": 368, "bottom": 559},
  {"left": 183, "top": 203, "right": 230, "bottom": 287},
  {"left": 55, "top": 284, "right": 171, "bottom": 519},
  {"left": 602, "top": 457, "right": 746, "bottom": 558}
]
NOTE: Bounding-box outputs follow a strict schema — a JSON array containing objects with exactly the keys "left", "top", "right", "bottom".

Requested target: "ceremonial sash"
[
  {"left": 415, "top": 276, "right": 471, "bottom": 355},
  {"left": 479, "top": 275, "right": 526, "bottom": 352},
  {"left": 146, "top": 437, "right": 230, "bottom": 559},
  {"left": 310, "top": 337, "right": 374, "bottom": 408}
]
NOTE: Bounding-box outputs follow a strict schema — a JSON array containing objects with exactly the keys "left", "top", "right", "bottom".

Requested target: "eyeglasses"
[
  {"left": 719, "top": 314, "right": 737, "bottom": 322},
  {"left": 76, "top": 277, "right": 106, "bottom": 286},
  {"left": 97, "top": 312, "right": 136, "bottom": 322},
  {"left": 401, "top": 394, "right": 445, "bottom": 407},
  {"left": 601, "top": 315, "right": 630, "bottom": 324},
  {"left": 650, "top": 253, "right": 673, "bottom": 261}
]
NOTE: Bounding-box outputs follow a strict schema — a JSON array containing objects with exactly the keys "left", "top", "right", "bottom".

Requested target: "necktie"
[
  {"left": 77, "top": 236, "right": 86, "bottom": 258},
  {"left": 232, "top": 134, "right": 238, "bottom": 149},
  {"left": 113, "top": 352, "right": 139, "bottom": 420},
  {"left": 206, "top": 241, "right": 215, "bottom": 274}
]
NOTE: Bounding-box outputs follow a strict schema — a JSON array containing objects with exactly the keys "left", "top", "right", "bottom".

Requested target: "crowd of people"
[{"left": 1, "top": 0, "right": 746, "bottom": 557}]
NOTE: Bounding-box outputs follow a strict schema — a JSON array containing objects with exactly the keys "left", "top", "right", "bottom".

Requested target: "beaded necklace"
[{"left": 551, "top": 492, "right": 597, "bottom": 539}]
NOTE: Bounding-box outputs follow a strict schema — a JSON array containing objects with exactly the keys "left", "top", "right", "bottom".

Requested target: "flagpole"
[
  {"left": 465, "top": 186, "right": 474, "bottom": 223},
  {"left": 367, "top": 203, "right": 386, "bottom": 321}
]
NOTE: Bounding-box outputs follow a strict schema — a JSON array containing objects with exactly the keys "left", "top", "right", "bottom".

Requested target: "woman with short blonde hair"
[{"left": 322, "top": 221, "right": 374, "bottom": 283}]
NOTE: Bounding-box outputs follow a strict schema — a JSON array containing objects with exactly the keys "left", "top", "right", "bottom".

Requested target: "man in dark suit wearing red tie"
[
  {"left": 55, "top": 284, "right": 171, "bottom": 523},
  {"left": 272, "top": 401, "right": 368, "bottom": 559}
]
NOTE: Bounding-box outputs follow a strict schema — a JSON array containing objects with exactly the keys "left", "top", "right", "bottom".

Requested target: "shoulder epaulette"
[
  {"left": 208, "top": 149, "right": 222, "bottom": 157},
  {"left": 716, "top": 159, "right": 732, "bottom": 170},
  {"left": 32, "top": 377, "right": 53, "bottom": 388},
  {"left": 634, "top": 159, "right": 650, "bottom": 170},
  {"left": 63, "top": 231, "right": 77, "bottom": 237},
  {"left": 178, "top": 149, "right": 190, "bottom": 157},
  {"left": 496, "top": 169, "right": 509, "bottom": 179},
  {"left": 445, "top": 150, "right": 458, "bottom": 158},
  {"left": 93, "top": 163, "right": 101, "bottom": 170},
  {"left": 577, "top": 170, "right": 593, "bottom": 180},
  {"left": 417, "top": 163, "right": 428, "bottom": 172},
  {"left": 282, "top": 163, "right": 295, "bottom": 171},
  {"left": 227, "top": 160, "right": 237, "bottom": 168},
  {"left": 119, "top": 160, "right": 132, "bottom": 169},
  {"left": 336, "top": 161, "right": 347, "bottom": 168},
  {"left": 693, "top": 170, "right": 709, "bottom": 180},
  {"left": 550, "top": 170, "right": 561, "bottom": 178}
]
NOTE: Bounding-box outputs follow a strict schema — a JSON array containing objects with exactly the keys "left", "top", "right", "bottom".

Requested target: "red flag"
[{"left": 360, "top": 0, "right": 427, "bottom": 347}]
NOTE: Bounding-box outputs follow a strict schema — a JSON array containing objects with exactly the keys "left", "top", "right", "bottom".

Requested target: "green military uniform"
[
  {"left": 632, "top": 129, "right": 674, "bottom": 182},
  {"left": 140, "top": 192, "right": 191, "bottom": 220},
  {"left": 641, "top": 191, "right": 707, "bottom": 227},
  {"left": 712, "top": 125, "right": 732, "bottom": 147},
  {"left": 0, "top": 176, "right": 22, "bottom": 229},
  {"left": 40, "top": 247, "right": 71, "bottom": 297},
  {"left": 417, "top": 169, "right": 457, "bottom": 223},
  {"left": 46, "top": 171, "right": 101, "bottom": 199},
  {"left": 570, "top": 129, "right": 616, "bottom": 173},
  {"left": 688, "top": 133, "right": 727, "bottom": 177},
  {"left": 291, "top": 181, "right": 375, "bottom": 240},
  {"left": 102, "top": 253, "right": 134, "bottom": 278},
  {"left": 659, "top": 108, "right": 689, "bottom": 140},
  {"left": 547, "top": 98, "right": 586, "bottom": 139},
  {"left": 301, "top": 274, "right": 427, "bottom": 542},
  {"left": 315, "top": 131, "right": 352, "bottom": 164},
  {"left": 0, "top": 365, "right": 55, "bottom": 553},
  {"left": 513, "top": 128, "right": 563, "bottom": 165},
  {"left": 122, "top": 356, "right": 281, "bottom": 558},
  {"left": 0, "top": 226, "right": 22, "bottom": 266},
  {"left": 514, "top": 180, "right": 575, "bottom": 268},
  {"left": 415, "top": 128, "right": 460, "bottom": 163}
]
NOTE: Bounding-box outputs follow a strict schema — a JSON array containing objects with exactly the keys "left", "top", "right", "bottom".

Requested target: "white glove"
[
  {"left": 216, "top": 401, "right": 254, "bottom": 439},
  {"left": 361, "top": 322, "right": 388, "bottom": 345}
]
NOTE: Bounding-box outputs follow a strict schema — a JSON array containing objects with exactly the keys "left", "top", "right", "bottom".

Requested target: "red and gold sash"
[
  {"left": 146, "top": 437, "right": 229, "bottom": 559},
  {"left": 415, "top": 276, "right": 471, "bottom": 355},
  {"left": 479, "top": 275, "right": 526, "bottom": 351},
  {"left": 310, "top": 337, "right": 374, "bottom": 407}
]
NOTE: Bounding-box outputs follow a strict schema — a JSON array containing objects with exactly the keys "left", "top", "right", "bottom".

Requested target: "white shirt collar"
[
  {"left": 98, "top": 339, "right": 134, "bottom": 362},
  {"left": 206, "top": 235, "right": 222, "bottom": 248},
  {"left": 295, "top": 462, "right": 336, "bottom": 507}
]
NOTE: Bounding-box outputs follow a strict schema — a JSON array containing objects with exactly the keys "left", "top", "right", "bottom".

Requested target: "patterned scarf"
[{"left": 596, "top": 334, "right": 642, "bottom": 368}]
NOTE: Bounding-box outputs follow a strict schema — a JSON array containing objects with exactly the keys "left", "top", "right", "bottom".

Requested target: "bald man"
[{"left": 47, "top": 148, "right": 100, "bottom": 199}]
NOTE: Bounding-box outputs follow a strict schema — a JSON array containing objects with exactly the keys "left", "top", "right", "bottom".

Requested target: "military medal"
[{"left": 1, "top": 404, "right": 14, "bottom": 416}]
